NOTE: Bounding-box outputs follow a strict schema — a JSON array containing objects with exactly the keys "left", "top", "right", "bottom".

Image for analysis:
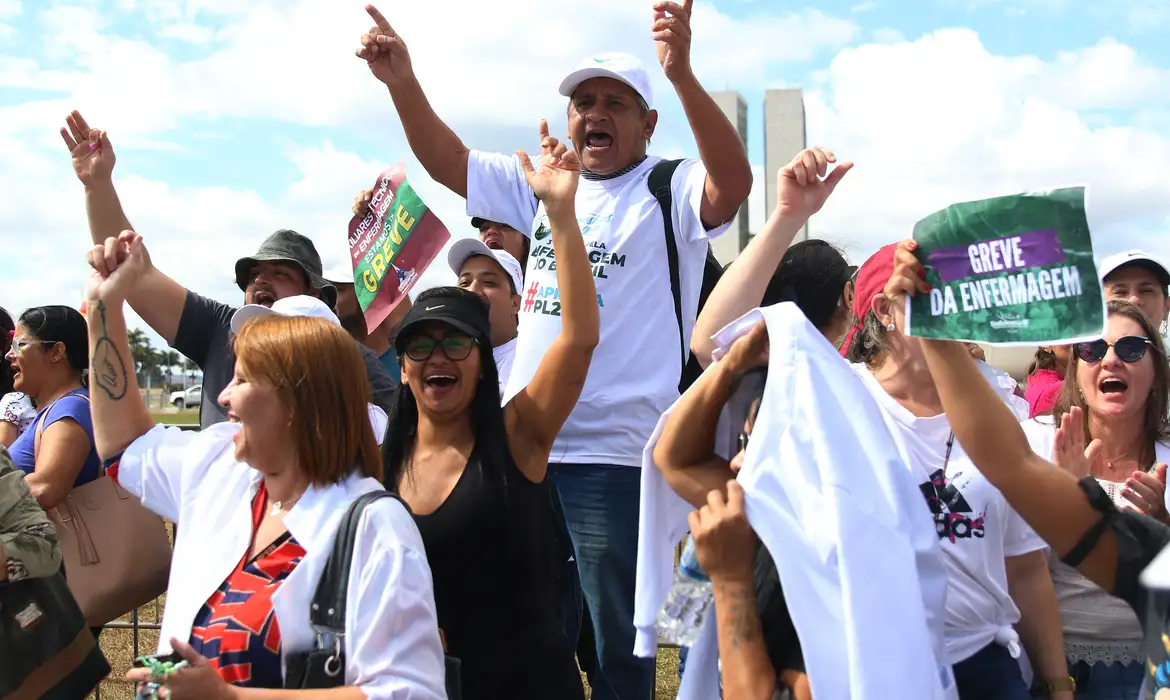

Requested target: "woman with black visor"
[{"left": 380, "top": 127, "right": 598, "bottom": 700}]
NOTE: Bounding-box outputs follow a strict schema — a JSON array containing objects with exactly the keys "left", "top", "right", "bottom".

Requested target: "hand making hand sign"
[
  {"left": 356, "top": 4, "right": 415, "bottom": 89},
  {"left": 653, "top": 0, "right": 696, "bottom": 83},
  {"left": 517, "top": 120, "right": 582, "bottom": 209},
  {"left": 776, "top": 147, "right": 854, "bottom": 222},
  {"left": 59, "top": 110, "right": 115, "bottom": 187}
]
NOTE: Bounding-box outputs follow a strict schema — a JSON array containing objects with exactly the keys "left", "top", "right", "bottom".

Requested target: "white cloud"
[
  {"left": 2, "top": 2, "right": 1170, "bottom": 353},
  {"left": 157, "top": 22, "right": 215, "bottom": 43},
  {"left": 800, "top": 28, "right": 1170, "bottom": 265},
  {"left": 0, "top": 0, "right": 20, "bottom": 17},
  {"left": 870, "top": 27, "right": 905, "bottom": 44}
]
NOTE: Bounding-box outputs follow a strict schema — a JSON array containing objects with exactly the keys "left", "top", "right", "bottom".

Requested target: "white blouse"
[{"left": 117, "top": 423, "right": 448, "bottom": 699}]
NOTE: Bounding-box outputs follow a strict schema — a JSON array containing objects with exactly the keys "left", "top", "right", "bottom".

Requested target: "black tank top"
[{"left": 409, "top": 446, "right": 584, "bottom": 700}]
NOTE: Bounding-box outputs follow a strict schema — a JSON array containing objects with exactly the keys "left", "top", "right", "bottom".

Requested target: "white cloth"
[
  {"left": 470, "top": 150, "right": 729, "bottom": 466},
  {"left": 851, "top": 364, "right": 1048, "bottom": 665},
  {"left": 368, "top": 403, "right": 388, "bottom": 444},
  {"left": 0, "top": 392, "right": 36, "bottom": 435},
  {"left": 975, "top": 360, "right": 1030, "bottom": 421},
  {"left": 635, "top": 302, "right": 956, "bottom": 700},
  {"left": 493, "top": 338, "right": 516, "bottom": 402},
  {"left": 117, "top": 423, "right": 448, "bottom": 699}
]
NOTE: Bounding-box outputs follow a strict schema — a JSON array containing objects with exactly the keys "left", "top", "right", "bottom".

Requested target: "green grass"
[{"left": 150, "top": 410, "right": 198, "bottom": 425}]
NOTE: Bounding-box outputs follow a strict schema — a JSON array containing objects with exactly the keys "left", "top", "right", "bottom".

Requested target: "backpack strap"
[
  {"left": 309, "top": 490, "right": 410, "bottom": 631},
  {"left": 648, "top": 159, "right": 688, "bottom": 385}
]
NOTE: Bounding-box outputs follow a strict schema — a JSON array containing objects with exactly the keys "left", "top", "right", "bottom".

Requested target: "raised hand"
[
  {"left": 517, "top": 120, "right": 581, "bottom": 208},
  {"left": 775, "top": 147, "right": 853, "bottom": 221},
  {"left": 653, "top": 0, "right": 695, "bottom": 83},
  {"left": 85, "top": 231, "right": 149, "bottom": 303},
  {"left": 60, "top": 110, "right": 115, "bottom": 186},
  {"left": 356, "top": 5, "right": 415, "bottom": 88},
  {"left": 353, "top": 188, "right": 374, "bottom": 217},
  {"left": 1053, "top": 406, "right": 1102, "bottom": 480},
  {"left": 882, "top": 239, "right": 928, "bottom": 301}
]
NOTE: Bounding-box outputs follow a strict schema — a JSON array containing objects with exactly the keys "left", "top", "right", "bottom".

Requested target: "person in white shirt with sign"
[
  {"left": 355, "top": 3, "right": 752, "bottom": 696},
  {"left": 84, "top": 233, "right": 447, "bottom": 699},
  {"left": 840, "top": 240, "right": 1072, "bottom": 700},
  {"left": 448, "top": 238, "right": 523, "bottom": 398}
]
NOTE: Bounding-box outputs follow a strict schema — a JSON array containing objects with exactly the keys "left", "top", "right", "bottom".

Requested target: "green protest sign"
[{"left": 905, "top": 186, "right": 1105, "bottom": 345}]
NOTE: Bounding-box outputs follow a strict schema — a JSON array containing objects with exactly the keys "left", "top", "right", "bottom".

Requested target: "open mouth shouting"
[
  {"left": 251, "top": 289, "right": 276, "bottom": 307},
  {"left": 1098, "top": 376, "right": 1128, "bottom": 396},
  {"left": 584, "top": 127, "right": 614, "bottom": 154},
  {"left": 422, "top": 372, "right": 458, "bottom": 396}
]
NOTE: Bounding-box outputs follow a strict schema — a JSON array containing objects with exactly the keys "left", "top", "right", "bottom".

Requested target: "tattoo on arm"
[
  {"left": 91, "top": 301, "right": 129, "bottom": 401},
  {"left": 724, "top": 586, "right": 763, "bottom": 649}
]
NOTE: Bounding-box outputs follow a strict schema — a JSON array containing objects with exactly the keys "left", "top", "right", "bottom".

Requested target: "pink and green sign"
[
  {"left": 346, "top": 163, "right": 450, "bottom": 330},
  {"left": 906, "top": 186, "right": 1105, "bottom": 345}
]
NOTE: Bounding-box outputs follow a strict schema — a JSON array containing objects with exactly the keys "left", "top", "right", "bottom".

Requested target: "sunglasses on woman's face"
[
  {"left": 403, "top": 334, "right": 476, "bottom": 363},
  {"left": 1076, "top": 336, "right": 1155, "bottom": 364}
]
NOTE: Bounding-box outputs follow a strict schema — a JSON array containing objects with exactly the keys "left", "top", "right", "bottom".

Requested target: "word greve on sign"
[{"left": 968, "top": 237, "right": 1027, "bottom": 275}]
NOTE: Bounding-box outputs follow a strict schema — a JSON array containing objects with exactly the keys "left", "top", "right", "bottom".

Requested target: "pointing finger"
[{"left": 366, "top": 4, "right": 394, "bottom": 32}]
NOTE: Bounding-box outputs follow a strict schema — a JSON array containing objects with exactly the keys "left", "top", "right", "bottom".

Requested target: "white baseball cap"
[
  {"left": 558, "top": 53, "right": 653, "bottom": 109},
  {"left": 1100, "top": 249, "right": 1170, "bottom": 289},
  {"left": 230, "top": 294, "right": 341, "bottom": 334},
  {"left": 447, "top": 238, "right": 524, "bottom": 293}
]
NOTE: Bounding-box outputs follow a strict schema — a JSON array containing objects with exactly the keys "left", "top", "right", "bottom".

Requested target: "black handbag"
[
  {"left": 284, "top": 491, "right": 462, "bottom": 698},
  {"left": 0, "top": 565, "right": 111, "bottom": 700}
]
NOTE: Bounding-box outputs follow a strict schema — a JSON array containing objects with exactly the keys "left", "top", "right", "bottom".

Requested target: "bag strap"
[
  {"left": 33, "top": 390, "right": 89, "bottom": 459},
  {"left": 648, "top": 158, "right": 687, "bottom": 383},
  {"left": 309, "top": 490, "right": 410, "bottom": 632}
]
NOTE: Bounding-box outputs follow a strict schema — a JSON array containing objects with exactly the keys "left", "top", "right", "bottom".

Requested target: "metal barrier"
[{"left": 91, "top": 422, "right": 191, "bottom": 699}]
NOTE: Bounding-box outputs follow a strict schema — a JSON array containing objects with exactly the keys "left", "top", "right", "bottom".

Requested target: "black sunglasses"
[
  {"left": 403, "top": 334, "right": 477, "bottom": 363},
  {"left": 1076, "top": 336, "right": 1155, "bottom": 364}
]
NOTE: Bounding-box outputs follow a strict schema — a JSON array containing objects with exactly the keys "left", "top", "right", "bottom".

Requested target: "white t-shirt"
[
  {"left": 493, "top": 337, "right": 516, "bottom": 402},
  {"left": 851, "top": 364, "right": 1048, "bottom": 664},
  {"left": 468, "top": 151, "right": 727, "bottom": 466}
]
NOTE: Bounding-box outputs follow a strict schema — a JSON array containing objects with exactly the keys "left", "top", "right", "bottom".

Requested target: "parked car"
[{"left": 169, "top": 384, "right": 201, "bottom": 410}]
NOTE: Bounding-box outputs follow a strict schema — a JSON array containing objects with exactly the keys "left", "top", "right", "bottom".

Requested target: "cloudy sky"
[{"left": 2, "top": 0, "right": 1168, "bottom": 348}]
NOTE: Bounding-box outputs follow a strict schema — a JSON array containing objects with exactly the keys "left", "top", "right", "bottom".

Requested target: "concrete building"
[
  {"left": 708, "top": 91, "right": 750, "bottom": 266},
  {"left": 764, "top": 88, "right": 808, "bottom": 243}
]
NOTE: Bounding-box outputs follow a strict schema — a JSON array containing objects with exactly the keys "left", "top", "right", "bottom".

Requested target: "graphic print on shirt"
[
  {"left": 188, "top": 536, "right": 305, "bottom": 686},
  {"left": 523, "top": 213, "right": 615, "bottom": 316},
  {"left": 189, "top": 484, "right": 305, "bottom": 687},
  {"left": 919, "top": 469, "right": 987, "bottom": 543}
]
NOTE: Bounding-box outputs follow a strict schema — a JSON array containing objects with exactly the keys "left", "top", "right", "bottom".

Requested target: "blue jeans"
[
  {"left": 952, "top": 643, "right": 1030, "bottom": 700},
  {"left": 549, "top": 463, "right": 656, "bottom": 700},
  {"left": 1069, "top": 659, "right": 1144, "bottom": 700}
]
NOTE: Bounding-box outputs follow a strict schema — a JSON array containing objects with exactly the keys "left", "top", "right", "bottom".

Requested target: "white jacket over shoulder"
[
  {"left": 116, "top": 423, "right": 448, "bottom": 700},
  {"left": 635, "top": 302, "right": 956, "bottom": 700}
]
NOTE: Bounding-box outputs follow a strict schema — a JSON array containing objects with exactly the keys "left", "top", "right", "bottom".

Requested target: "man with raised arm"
[
  {"left": 59, "top": 112, "right": 397, "bottom": 429},
  {"left": 355, "top": 4, "right": 751, "bottom": 698}
]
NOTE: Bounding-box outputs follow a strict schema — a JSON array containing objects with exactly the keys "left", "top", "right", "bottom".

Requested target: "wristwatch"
[{"left": 1042, "top": 676, "right": 1076, "bottom": 695}]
